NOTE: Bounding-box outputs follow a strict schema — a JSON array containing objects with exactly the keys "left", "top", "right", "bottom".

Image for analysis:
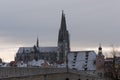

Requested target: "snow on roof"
[
  {"left": 28, "top": 59, "right": 45, "bottom": 67},
  {"left": 17, "top": 47, "right": 58, "bottom": 53},
  {"left": 68, "top": 51, "right": 96, "bottom": 70},
  {"left": 17, "top": 62, "right": 27, "bottom": 67}
]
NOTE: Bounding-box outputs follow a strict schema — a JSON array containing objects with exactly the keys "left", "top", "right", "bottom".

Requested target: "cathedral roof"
[
  {"left": 40, "top": 47, "right": 58, "bottom": 53},
  {"left": 17, "top": 47, "right": 58, "bottom": 53}
]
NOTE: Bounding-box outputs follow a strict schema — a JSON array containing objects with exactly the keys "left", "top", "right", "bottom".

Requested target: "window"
[
  {"left": 73, "top": 61, "right": 75, "bottom": 63},
  {"left": 84, "top": 68, "right": 87, "bottom": 71},
  {"left": 73, "top": 58, "right": 76, "bottom": 60},
  {"left": 66, "top": 78, "right": 69, "bottom": 80},
  {"left": 74, "top": 55, "right": 77, "bottom": 57},
  {"left": 86, "top": 57, "right": 88, "bottom": 60},
  {"left": 99, "top": 59, "right": 102, "bottom": 62}
]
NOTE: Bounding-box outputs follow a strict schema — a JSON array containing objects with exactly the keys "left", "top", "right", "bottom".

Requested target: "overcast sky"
[{"left": 0, "top": 0, "right": 120, "bottom": 62}]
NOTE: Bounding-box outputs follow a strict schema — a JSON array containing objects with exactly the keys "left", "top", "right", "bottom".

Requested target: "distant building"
[
  {"left": 15, "top": 11, "right": 105, "bottom": 72},
  {"left": 96, "top": 45, "right": 105, "bottom": 77},
  {"left": 12, "top": 10, "right": 120, "bottom": 80},
  {"left": 15, "top": 11, "right": 70, "bottom": 64},
  {"left": 6, "top": 10, "right": 120, "bottom": 80}
]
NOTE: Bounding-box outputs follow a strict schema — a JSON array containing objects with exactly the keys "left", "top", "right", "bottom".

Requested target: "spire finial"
[
  {"left": 36, "top": 37, "right": 39, "bottom": 47},
  {"left": 99, "top": 43, "right": 102, "bottom": 50},
  {"left": 62, "top": 10, "right": 64, "bottom": 14},
  {"left": 62, "top": 10, "right": 64, "bottom": 13},
  {"left": 62, "top": 10, "right": 65, "bottom": 17},
  {"left": 60, "top": 10, "right": 66, "bottom": 31},
  {"left": 98, "top": 43, "right": 102, "bottom": 55},
  {"left": 99, "top": 43, "right": 101, "bottom": 47}
]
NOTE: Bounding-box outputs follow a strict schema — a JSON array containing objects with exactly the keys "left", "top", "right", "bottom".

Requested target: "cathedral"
[
  {"left": 15, "top": 11, "right": 70, "bottom": 64},
  {"left": 15, "top": 11, "right": 105, "bottom": 71},
  {"left": 12, "top": 11, "right": 120, "bottom": 79}
]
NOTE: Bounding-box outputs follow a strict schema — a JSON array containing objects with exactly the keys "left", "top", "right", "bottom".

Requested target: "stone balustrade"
[
  {"left": 0, "top": 67, "right": 67, "bottom": 78},
  {"left": 0, "top": 67, "right": 100, "bottom": 80}
]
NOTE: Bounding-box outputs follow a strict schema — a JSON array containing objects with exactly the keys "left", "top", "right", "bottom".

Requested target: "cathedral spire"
[
  {"left": 60, "top": 10, "right": 67, "bottom": 31},
  {"left": 58, "top": 11, "right": 70, "bottom": 62},
  {"left": 58, "top": 10, "right": 69, "bottom": 44},
  {"left": 36, "top": 37, "right": 39, "bottom": 47}
]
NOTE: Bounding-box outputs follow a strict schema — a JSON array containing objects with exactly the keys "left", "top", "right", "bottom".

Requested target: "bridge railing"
[
  {"left": 0, "top": 67, "right": 67, "bottom": 78},
  {"left": 0, "top": 67, "right": 100, "bottom": 79}
]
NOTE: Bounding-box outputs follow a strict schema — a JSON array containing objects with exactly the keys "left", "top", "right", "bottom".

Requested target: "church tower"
[
  {"left": 96, "top": 44, "right": 105, "bottom": 76},
  {"left": 57, "top": 11, "right": 70, "bottom": 62}
]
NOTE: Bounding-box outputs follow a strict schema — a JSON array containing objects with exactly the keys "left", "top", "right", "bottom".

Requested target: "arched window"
[{"left": 66, "top": 78, "right": 69, "bottom": 80}]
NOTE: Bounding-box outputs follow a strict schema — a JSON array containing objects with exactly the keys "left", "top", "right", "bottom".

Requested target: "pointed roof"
[
  {"left": 98, "top": 43, "right": 104, "bottom": 56},
  {"left": 36, "top": 37, "right": 39, "bottom": 47},
  {"left": 99, "top": 43, "right": 102, "bottom": 51},
  {"left": 60, "top": 10, "right": 67, "bottom": 31}
]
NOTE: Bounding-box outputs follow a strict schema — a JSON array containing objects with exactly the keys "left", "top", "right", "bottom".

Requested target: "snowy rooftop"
[
  {"left": 17, "top": 47, "right": 58, "bottom": 53},
  {"left": 68, "top": 51, "right": 96, "bottom": 70}
]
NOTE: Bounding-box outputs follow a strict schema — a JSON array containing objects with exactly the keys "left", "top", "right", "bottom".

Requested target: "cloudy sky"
[{"left": 0, "top": 0, "right": 120, "bottom": 62}]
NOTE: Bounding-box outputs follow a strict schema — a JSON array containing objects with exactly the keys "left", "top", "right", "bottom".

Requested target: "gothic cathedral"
[{"left": 15, "top": 11, "right": 70, "bottom": 63}]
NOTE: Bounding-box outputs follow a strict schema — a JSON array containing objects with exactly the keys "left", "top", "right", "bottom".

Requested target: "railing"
[
  {"left": 0, "top": 67, "right": 67, "bottom": 78},
  {"left": 0, "top": 67, "right": 99, "bottom": 79}
]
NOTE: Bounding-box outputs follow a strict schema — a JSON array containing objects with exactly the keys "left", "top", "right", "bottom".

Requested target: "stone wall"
[
  {"left": 0, "top": 73, "right": 97, "bottom": 80},
  {"left": 0, "top": 67, "right": 67, "bottom": 78},
  {"left": 1, "top": 73, "right": 81, "bottom": 80},
  {"left": 0, "top": 67, "right": 107, "bottom": 80}
]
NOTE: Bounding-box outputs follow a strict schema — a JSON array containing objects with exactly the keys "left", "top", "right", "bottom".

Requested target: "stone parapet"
[{"left": 0, "top": 67, "right": 67, "bottom": 78}]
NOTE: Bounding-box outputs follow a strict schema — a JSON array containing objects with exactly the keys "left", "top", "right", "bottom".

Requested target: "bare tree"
[{"left": 109, "top": 45, "right": 120, "bottom": 80}]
